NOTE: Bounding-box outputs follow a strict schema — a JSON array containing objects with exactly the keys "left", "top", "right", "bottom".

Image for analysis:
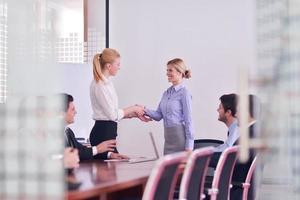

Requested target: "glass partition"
[
  {"left": 251, "top": 0, "right": 300, "bottom": 199},
  {"left": 0, "top": 0, "right": 64, "bottom": 199}
]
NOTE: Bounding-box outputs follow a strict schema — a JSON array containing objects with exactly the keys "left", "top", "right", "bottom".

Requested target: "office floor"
[
  {"left": 258, "top": 183, "right": 299, "bottom": 200},
  {"left": 255, "top": 159, "right": 300, "bottom": 200}
]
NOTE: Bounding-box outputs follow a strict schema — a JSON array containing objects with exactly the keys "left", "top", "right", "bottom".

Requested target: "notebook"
[{"left": 128, "top": 131, "right": 160, "bottom": 164}]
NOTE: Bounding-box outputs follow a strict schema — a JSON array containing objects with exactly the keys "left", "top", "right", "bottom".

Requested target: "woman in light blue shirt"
[{"left": 145, "top": 58, "right": 194, "bottom": 155}]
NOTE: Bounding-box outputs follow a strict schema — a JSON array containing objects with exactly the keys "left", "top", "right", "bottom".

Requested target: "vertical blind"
[
  {"left": 256, "top": 0, "right": 300, "bottom": 198},
  {"left": 0, "top": 0, "right": 7, "bottom": 103}
]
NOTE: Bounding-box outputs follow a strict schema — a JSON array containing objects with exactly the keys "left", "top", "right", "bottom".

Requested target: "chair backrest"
[
  {"left": 243, "top": 155, "right": 258, "bottom": 200},
  {"left": 179, "top": 147, "right": 214, "bottom": 200},
  {"left": 209, "top": 146, "right": 238, "bottom": 200},
  {"left": 194, "top": 139, "right": 224, "bottom": 149},
  {"left": 142, "top": 152, "right": 188, "bottom": 200}
]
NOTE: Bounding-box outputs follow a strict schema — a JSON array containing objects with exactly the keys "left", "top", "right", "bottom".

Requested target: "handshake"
[{"left": 125, "top": 104, "right": 152, "bottom": 122}]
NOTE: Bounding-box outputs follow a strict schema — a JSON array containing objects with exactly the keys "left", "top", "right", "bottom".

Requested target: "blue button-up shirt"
[
  {"left": 145, "top": 83, "right": 194, "bottom": 150},
  {"left": 214, "top": 120, "right": 239, "bottom": 152}
]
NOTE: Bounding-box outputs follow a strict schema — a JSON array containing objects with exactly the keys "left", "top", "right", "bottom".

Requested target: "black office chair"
[
  {"left": 231, "top": 156, "right": 258, "bottom": 200},
  {"left": 194, "top": 139, "right": 225, "bottom": 179},
  {"left": 205, "top": 146, "right": 239, "bottom": 200},
  {"left": 179, "top": 147, "right": 215, "bottom": 200},
  {"left": 194, "top": 139, "right": 224, "bottom": 149},
  {"left": 142, "top": 152, "right": 188, "bottom": 200}
]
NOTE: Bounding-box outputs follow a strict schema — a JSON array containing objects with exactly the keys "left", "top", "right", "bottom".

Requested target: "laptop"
[
  {"left": 128, "top": 131, "right": 160, "bottom": 164},
  {"left": 104, "top": 132, "right": 160, "bottom": 163}
]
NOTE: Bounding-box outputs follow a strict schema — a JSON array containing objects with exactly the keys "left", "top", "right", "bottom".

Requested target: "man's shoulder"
[{"left": 66, "top": 127, "right": 75, "bottom": 135}]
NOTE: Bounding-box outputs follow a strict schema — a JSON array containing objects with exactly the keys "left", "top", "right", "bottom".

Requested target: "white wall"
[
  {"left": 60, "top": 63, "right": 94, "bottom": 138},
  {"left": 62, "top": 0, "right": 255, "bottom": 157}
]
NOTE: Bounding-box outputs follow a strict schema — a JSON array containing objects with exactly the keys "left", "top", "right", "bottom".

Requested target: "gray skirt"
[{"left": 164, "top": 125, "right": 186, "bottom": 155}]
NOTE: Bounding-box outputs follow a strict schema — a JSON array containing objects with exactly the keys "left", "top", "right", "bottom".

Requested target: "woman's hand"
[
  {"left": 134, "top": 104, "right": 152, "bottom": 122},
  {"left": 110, "top": 152, "right": 129, "bottom": 160},
  {"left": 123, "top": 105, "right": 152, "bottom": 122},
  {"left": 123, "top": 105, "right": 144, "bottom": 118},
  {"left": 124, "top": 105, "right": 143, "bottom": 118},
  {"left": 137, "top": 114, "right": 152, "bottom": 122},
  {"left": 133, "top": 105, "right": 145, "bottom": 116}
]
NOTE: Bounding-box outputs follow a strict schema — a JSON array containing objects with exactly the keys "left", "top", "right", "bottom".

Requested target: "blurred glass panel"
[
  {"left": 53, "top": 0, "right": 106, "bottom": 64},
  {"left": 0, "top": 0, "right": 7, "bottom": 103},
  {"left": 252, "top": 0, "right": 300, "bottom": 199},
  {"left": 0, "top": 0, "right": 64, "bottom": 199},
  {"left": 86, "top": 0, "right": 106, "bottom": 63},
  {"left": 54, "top": 0, "right": 85, "bottom": 63}
]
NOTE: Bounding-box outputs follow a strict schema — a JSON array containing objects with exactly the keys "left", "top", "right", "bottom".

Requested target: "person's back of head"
[
  {"left": 249, "top": 94, "right": 260, "bottom": 120},
  {"left": 56, "top": 93, "right": 73, "bottom": 113}
]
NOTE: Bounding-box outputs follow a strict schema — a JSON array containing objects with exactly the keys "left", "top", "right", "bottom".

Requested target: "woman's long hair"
[{"left": 93, "top": 48, "right": 120, "bottom": 82}]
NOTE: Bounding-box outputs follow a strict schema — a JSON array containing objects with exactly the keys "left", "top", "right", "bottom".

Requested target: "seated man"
[
  {"left": 208, "top": 94, "right": 259, "bottom": 200},
  {"left": 230, "top": 94, "right": 259, "bottom": 200},
  {"left": 209, "top": 93, "right": 239, "bottom": 168},
  {"left": 61, "top": 93, "right": 128, "bottom": 161}
]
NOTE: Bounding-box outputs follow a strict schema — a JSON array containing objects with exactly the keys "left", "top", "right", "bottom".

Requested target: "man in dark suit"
[
  {"left": 230, "top": 94, "right": 259, "bottom": 200},
  {"left": 62, "top": 93, "right": 128, "bottom": 161}
]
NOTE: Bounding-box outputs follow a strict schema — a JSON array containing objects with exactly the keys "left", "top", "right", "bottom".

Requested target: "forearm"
[
  {"left": 123, "top": 106, "right": 135, "bottom": 118},
  {"left": 123, "top": 105, "right": 145, "bottom": 119},
  {"left": 182, "top": 91, "right": 194, "bottom": 149},
  {"left": 145, "top": 108, "right": 162, "bottom": 121},
  {"left": 184, "top": 122, "right": 194, "bottom": 150},
  {"left": 78, "top": 146, "right": 93, "bottom": 161},
  {"left": 185, "top": 132, "right": 194, "bottom": 150}
]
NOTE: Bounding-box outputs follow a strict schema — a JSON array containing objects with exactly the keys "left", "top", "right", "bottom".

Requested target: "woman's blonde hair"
[
  {"left": 167, "top": 58, "right": 191, "bottom": 79},
  {"left": 93, "top": 48, "right": 120, "bottom": 82}
]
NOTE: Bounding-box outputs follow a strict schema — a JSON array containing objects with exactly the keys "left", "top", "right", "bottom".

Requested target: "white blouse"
[{"left": 90, "top": 77, "right": 124, "bottom": 121}]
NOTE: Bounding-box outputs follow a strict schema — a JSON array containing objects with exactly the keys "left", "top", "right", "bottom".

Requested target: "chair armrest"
[
  {"left": 231, "top": 181, "right": 244, "bottom": 188},
  {"left": 242, "top": 183, "right": 251, "bottom": 188},
  {"left": 207, "top": 188, "right": 219, "bottom": 195},
  {"left": 194, "top": 139, "right": 224, "bottom": 149}
]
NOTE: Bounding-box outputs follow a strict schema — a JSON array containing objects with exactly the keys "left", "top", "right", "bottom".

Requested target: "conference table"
[{"left": 66, "top": 160, "right": 156, "bottom": 200}]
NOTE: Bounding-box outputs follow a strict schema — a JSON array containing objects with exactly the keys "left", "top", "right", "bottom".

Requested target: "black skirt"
[{"left": 89, "top": 120, "right": 118, "bottom": 156}]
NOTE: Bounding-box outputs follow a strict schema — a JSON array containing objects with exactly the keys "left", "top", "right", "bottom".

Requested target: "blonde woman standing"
[
  {"left": 89, "top": 48, "right": 143, "bottom": 159},
  {"left": 145, "top": 58, "right": 194, "bottom": 155}
]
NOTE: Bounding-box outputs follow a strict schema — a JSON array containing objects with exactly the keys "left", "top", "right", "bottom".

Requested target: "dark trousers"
[
  {"left": 89, "top": 120, "right": 118, "bottom": 159},
  {"left": 230, "top": 184, "right": 254, "bottom": 200}
]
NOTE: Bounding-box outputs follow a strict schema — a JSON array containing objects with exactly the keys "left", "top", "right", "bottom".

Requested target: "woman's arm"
[
  {"left": 145, "top": 102, "right": 163, "bottom": 121},
  {"left": 182, "top": 89, "right": 194, "bottom": 150},
  {"left": 123, "top": 105, "right": 144, "bottom": 118}
]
